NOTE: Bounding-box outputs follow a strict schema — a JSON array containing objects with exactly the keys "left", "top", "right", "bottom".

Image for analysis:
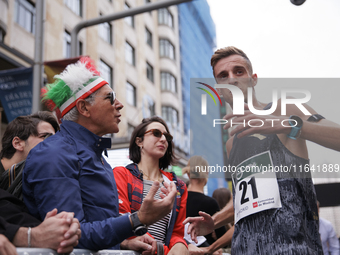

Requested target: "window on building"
[
  {"left": 148, "top": 100, "right": 155, "bottom": 117},
  {"left": 0, "top": 28, "right": 5, "bottom": 43},
  {"left": 99, "top": 15, "right": 112, "bottom": 44},
  {"left": 78, "top": 41, "right": 83, "bottom": 56},
  {"left": 64, "top": 31, "right": 71, "bottom": 58},
  {"left": 99, "top": 60, "right": 113, "bottom": 88},
  {"left": 146, "top": 62, "right": 154, "bottom": 83},
  {"left": 145, "top": 27, "right": 152, "bottom": 48},
  {"left": 143, "top": 96, "right": 155, "bottom": 118},
  {"left": 126, "top": 82, "right": 136, "bottom": 106},
  {"left": 64, "top": 30, "right": 82, "bottom": 58},
  {"left": 125, "top": 42, "right": 135, "bottom": 66},
  {"left": 159, "top": 39, "right": 175, "bottom": 60},
  {"left": 162, "top": 106, "right": 178, "bottom": 127},
  {"left": 161, "top": 72, "right": 177, "bottom": 93},
  {"left": 65, "top": 0, "right": 82, "bottom": 16},
  {"left": 63, "top": 30, "right": 83, "bottom": 58},
  {"left": 124, "top": 3, "right": 134, "bottom": 27},
  {"left": 15, "top": 0, "right": 35, "bottom": 34},
  {"left": 158, "top": 8, "right": 173, "bottom": 28}
]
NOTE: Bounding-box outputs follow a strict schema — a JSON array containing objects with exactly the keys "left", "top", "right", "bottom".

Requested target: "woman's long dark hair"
[{"left": 129, "top": 116, "right": 177, "bottom": 169}]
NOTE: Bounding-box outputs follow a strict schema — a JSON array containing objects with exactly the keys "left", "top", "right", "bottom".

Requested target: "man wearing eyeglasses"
[
  {"left": 1, "top": 111, "right": 82, "bottom": 254},
  {"left": 0, "top": 111, "right": 59, "bottom": 199},
  {"left": 22, "top": 57, "right": 177, "bottom": 252}
]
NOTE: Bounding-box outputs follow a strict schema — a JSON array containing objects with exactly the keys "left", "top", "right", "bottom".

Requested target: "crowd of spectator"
[{"left": 1, "top": 51, "right": 340, "bottom": 255}]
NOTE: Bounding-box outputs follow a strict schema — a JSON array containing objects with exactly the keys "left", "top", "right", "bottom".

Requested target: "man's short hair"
[
  {"left": 62, "top": 89, "right": 100, "bottom": 122},
  {"left": 30, "top": 111, "right": 60, "bottom": 134},
  {"left": 0, "top": 116, "right": 35, "bottom": 160},
  {"left": 0, "top": 111, "right": 59, "bottom": 160},
  {"left": 211, "top": 46, "right": 253, "bottom": 76}
]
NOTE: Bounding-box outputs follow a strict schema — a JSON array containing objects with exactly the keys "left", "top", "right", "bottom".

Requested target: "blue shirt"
[
  {"left": 319, "top": 217, "right": 340, "bottom": 255},
  {"left": 23, "top": 120, "right": 133, "bottom": 250}
]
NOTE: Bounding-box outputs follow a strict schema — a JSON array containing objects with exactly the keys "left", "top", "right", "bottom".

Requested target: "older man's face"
[{"left": 88, "top": 85, "right": 124, "bottom": 136}]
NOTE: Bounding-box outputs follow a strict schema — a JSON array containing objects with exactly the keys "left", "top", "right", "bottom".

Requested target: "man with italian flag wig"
[{"left": 22, "top": 57, "right": 178, "bottom": 252}]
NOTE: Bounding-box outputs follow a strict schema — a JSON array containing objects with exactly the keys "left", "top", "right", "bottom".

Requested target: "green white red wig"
[{"left": 43, "top": 57, "right": 108, "bottom": 117}]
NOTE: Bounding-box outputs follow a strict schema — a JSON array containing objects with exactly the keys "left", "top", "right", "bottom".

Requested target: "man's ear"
[
  {"left": 76, "top": 99, "right": 90, "bottom": 118},
  {"left": 251, "top": 73, "right": 258, "bottom": 87},
  {"left": 12, "top": 137, "right": 25, "bottom": 152}
]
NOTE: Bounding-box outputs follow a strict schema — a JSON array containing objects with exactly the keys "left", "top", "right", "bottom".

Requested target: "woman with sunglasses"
[{"left": 114, "top": 116, "right": 189, "bottom": 255}]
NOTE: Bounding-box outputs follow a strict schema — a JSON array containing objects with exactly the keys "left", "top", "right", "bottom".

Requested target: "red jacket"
[{"left": 114, "top": 163, "right": 188, "bottom": 254}]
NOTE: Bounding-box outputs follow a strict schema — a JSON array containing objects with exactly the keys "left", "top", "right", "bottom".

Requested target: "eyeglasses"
[
  {"left": 144, "top": 129, "right": 173, "bottom": 142},
  {"left": 92, "top": 91, "right": 116, "bottom": 105},
  {"left": 38, "top": 132, "right": 54, "bottom": 140}
]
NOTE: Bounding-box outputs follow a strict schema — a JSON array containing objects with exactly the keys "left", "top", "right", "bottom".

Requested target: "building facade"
[
  {"left": 0, "top": 0, "right": 228, "bottom": 194},
  {"left": 178, "top": 0, "right": 228, "bottom": 195},
  {"left": 0, "top": 0, "right": 189, "bottom": 165}
]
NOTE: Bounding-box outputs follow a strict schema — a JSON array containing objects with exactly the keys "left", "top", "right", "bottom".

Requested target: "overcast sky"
[{"left": 206, "top": 0, "right": 340, "bottom": 181}]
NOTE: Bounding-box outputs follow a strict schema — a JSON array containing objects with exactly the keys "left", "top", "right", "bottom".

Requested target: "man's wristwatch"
[
  {"left": 130, "top": 212, "right": 147, "bottom": 236},
  {"left": 287, "top": 115, "right": 303, "bottom": 140},
  {"left": 307, "top": 114, "right": 325, "bottom": 122}
]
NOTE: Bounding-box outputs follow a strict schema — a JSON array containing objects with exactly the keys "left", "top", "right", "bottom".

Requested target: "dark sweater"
[
  {"left": 186, "top": 191, "right": 226, "bottom": 245},
  {"left": 0, "top": 188, "right": 40, "bottom": 241}
]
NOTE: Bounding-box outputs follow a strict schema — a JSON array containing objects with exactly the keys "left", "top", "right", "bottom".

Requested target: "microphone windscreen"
[{"left": 290, "top": 0, "right": 306, "bottom": 5}]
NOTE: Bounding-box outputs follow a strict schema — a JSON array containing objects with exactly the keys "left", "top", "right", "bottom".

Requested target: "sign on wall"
[{"left": 0, "top": 67, "right": 33, "bottom": 122}]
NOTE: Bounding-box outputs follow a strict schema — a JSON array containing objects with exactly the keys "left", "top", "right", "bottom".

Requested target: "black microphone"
[{"left": 290, "top": 0, "right": 306, "bottom": 5}]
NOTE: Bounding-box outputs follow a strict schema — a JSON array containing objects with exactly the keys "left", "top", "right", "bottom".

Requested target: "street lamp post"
[
  {"left": 70, "top": 0, "right": 192, "bottom": 57},
  {"left": 32, "top": 0, "right": 45, "bottom": 113}
]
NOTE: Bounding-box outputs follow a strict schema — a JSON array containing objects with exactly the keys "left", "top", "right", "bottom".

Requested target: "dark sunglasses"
[
  {"left": 144, "top": 129, "right": 173, "bottom": 142},
  {"left": 92, "top": 91, "right": 116, "bottom": 105}
]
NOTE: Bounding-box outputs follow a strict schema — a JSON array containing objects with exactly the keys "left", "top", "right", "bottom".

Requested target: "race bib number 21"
[{"left": 232, "top": 151, "right": 282, "bottom": 224}]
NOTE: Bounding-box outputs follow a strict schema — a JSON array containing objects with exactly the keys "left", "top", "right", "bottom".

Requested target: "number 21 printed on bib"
[{"left": 232, "top": 151, "right": 282, "bottom": 223}]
